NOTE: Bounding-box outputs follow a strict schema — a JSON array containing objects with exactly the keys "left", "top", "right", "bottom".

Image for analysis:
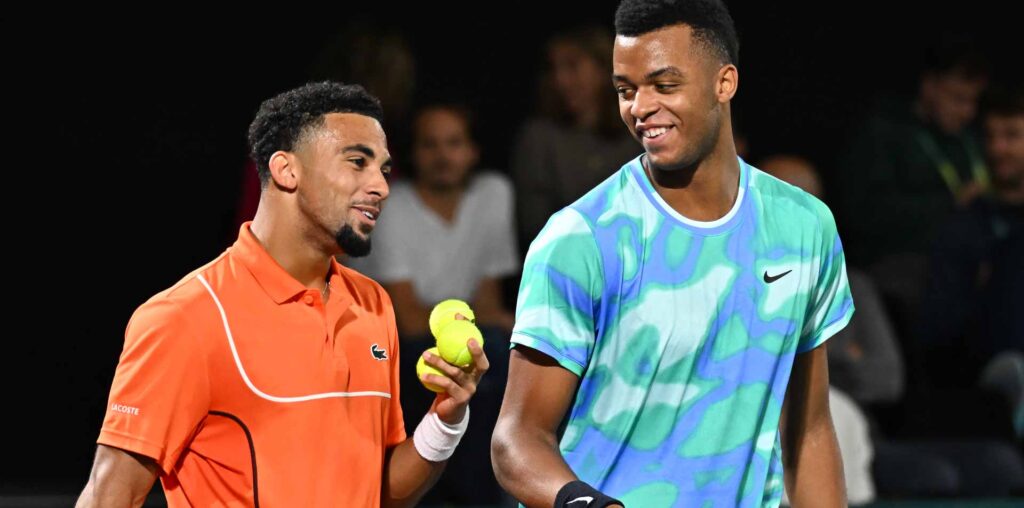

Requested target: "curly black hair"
[
  {"left": 247, "top": 81, "right": 384, "bottom": 186},
  {"left": 614, "top": 0, "right": 739, "bottom": 66}
]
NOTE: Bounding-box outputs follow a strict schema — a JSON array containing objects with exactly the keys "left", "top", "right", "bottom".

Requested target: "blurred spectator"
[
  {"left": 512, "top": 25, "right": 640, "bottom": 249},
  {"left": 917, "top": 85, "right": 1024, "bottom": 429},
  {"left": 835, "top": 37, "right": 989, "bottom": 327},
  {"left": 346, "top": 103, "right": 517, "bottom": 506},
  {"left": 348, "top": 103, "right": 518, "bottom": 335},
  {"left": 763, "top": 153, "right": 1024, "bottom": 498}
]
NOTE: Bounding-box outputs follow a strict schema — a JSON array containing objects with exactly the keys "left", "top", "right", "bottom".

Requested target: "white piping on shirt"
[{"left": 197, "top": 274, "right": 392, "bottom": 402}]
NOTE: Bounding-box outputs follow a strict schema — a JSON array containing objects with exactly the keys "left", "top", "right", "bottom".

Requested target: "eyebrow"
[
  {"left": 342, "top": 144, "right": 376, "bottom": 158},
  {"left": 644, "top": 66, "right": 685, "bottom": 80},
  {"left": 613, "top": 66, "right": 686, "bottom": 84}
]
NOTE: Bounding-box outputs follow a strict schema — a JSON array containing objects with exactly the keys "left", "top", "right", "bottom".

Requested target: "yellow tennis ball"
[
  {"left": 436, "top": 320, "right": 484, "bottom": 368},
  {"left": 429, "top": 299, "right": 476, "bottom": 338},
  {"left": 416, "top": 347, "right": 447, "bottom": 393}
]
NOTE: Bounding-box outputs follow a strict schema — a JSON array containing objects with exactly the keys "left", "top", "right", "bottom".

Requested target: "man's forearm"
[
  {"left": 784, "top": 418, "right": 846, "bottom": 507},
  {"left": 76, "top": 480, "right": 149, "bottom": 508},
  {"left": 381, "top": 439, "right": 446, "bottom": 508}
]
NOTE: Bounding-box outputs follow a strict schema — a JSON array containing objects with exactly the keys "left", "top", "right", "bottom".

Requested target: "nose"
[
  {"left": 367, "top": 164, "right": 390, "bottom": 201},
  {"left": 630, "top": 87, "right": 658, "bottom": 121}
]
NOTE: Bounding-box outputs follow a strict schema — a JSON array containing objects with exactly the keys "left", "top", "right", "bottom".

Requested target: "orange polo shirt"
[{"left": 98, "top": 222, "right": 406, "bottom": 506}]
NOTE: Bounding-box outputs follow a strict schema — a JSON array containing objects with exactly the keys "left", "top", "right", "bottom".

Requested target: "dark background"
[{"left": 7, "top": 2, "right": 1020, "bottom": 491}]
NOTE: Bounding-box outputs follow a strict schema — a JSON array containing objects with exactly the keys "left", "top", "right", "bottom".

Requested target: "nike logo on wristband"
[{"left": 567, "top": 497, "right": 594, "bottom": 506}]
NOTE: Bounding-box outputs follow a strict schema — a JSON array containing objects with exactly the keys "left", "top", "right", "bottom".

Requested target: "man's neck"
[
  {"left": 249, "top": 206, "right": 334, "bottom": 293},
  {"left": 645, "top": 143, "right": 741, "bottom": 223}
]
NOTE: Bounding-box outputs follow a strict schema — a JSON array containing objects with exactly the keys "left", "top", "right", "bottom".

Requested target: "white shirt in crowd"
[{"left": 347, "top": 170, "right": 520, "bottom": 306}]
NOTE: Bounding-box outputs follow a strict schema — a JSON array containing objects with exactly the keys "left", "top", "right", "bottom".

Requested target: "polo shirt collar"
[{"left": 231, "top": 221, "right": 343, "bottom": 305}]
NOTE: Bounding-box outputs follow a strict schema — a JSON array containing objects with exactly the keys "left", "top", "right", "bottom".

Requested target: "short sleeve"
[
  {"left": 381, "top": 290, "right": 407, "bottom": 447},
  {"left": 97, "top": 298, "right": 211, "bottom": 473},
  {"left": 511, "top": 209, "right": 603, "bottom": 376},
  {"left": 799, "top": 201, "right": 855, "bottom": 353}
]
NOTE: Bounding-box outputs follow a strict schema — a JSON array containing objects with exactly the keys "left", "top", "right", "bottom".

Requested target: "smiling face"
[
  {"left": 985, "top": 113, "right": 1024, "bottom": 188},
  {"left": 288, "top": 112, "right": 392, "bottom": 257},
  {"left": 613, "top": 24, "right": 737, "bottom": 172}
]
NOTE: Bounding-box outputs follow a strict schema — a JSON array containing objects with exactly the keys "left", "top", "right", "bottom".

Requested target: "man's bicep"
[
  {"left": 500, "top": 346, "right": 580, "bottom": 434},
  {"left": 94, "top": 443, "right": 160, "bottom": 480},
  {"left": 782, "top": 343, "right": 832, "bottom": 439}
]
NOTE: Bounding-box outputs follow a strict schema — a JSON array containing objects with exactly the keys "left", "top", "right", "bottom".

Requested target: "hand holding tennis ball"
[
  {"left": 417, "top": 299, "right": 483, "bottom": 392},
  {"left": 436, "top": 319, "right": 484, "bottom": 367}
]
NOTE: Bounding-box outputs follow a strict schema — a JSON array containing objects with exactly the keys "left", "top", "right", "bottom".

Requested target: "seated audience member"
[
  {"left": 346, "top": 102, "right": 518, "bottom": 506},
  {"left": 512, "top": 25, "right": 640, "bottom": 250}
]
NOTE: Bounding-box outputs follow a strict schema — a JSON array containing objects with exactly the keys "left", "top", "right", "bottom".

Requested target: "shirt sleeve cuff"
[
  {"left": 97, "top": 428, "right": 174, "bottom": 474},
  {"left": 510, "top": 332, "right": 586, "bottom": 377},
  {"left": 798, "top": 307, "right": 855, "bottom": 354}
]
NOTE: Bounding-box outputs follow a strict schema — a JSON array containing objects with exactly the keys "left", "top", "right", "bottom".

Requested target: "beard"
[{"left": 336, "top": 223, "right": 372, "bottom": 258}]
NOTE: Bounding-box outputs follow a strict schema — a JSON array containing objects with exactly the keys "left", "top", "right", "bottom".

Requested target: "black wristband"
[{"left": 554, "top": 480, "right": 623, "bottom": 508}]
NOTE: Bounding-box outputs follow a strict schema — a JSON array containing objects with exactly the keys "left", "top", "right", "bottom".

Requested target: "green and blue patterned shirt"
[{"left": 512, "top": 155, "right": 854, "bottom": 507}]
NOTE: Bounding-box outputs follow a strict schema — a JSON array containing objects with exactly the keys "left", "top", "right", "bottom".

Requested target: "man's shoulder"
[
  {"left": 128, "top": 253, "right": 231, "bottom": 331},
  {"left": 525, "top": 207, "right": 602, "bottom": 268},
  {"left": 748, "top": 166, "right": 837, "bottom": 233}
]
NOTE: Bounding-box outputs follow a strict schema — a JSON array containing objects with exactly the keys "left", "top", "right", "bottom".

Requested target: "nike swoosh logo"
[
  {"left": 567, "top": 497, "right": 594, "bottom": 506},
  {"left": 763, "top": 270, "right": 792, "bottom": 283}
]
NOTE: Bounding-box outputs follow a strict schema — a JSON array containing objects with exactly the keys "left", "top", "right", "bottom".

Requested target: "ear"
[
  {"left": 267, "top": 150, "right": 299, "bottom": 191},
  {"left": 716, "top": 64, "right": 739, "bottom": 103}
]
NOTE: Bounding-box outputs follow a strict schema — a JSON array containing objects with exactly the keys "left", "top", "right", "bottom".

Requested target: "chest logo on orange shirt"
[{"left": 370, "top": 344, "right": 388, "bottom": 361}]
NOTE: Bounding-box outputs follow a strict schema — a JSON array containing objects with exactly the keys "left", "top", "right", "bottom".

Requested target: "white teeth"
[
  {"left": 361, "top": 210, "right": 374, "bottom": 219},
  {"left": 643, "top": 127, "right": 670, "bottom": 138}
]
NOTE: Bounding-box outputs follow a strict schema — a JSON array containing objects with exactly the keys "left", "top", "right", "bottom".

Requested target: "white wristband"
[{"left": 412, "top": 407, "right": 470, "bottom": 462}]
